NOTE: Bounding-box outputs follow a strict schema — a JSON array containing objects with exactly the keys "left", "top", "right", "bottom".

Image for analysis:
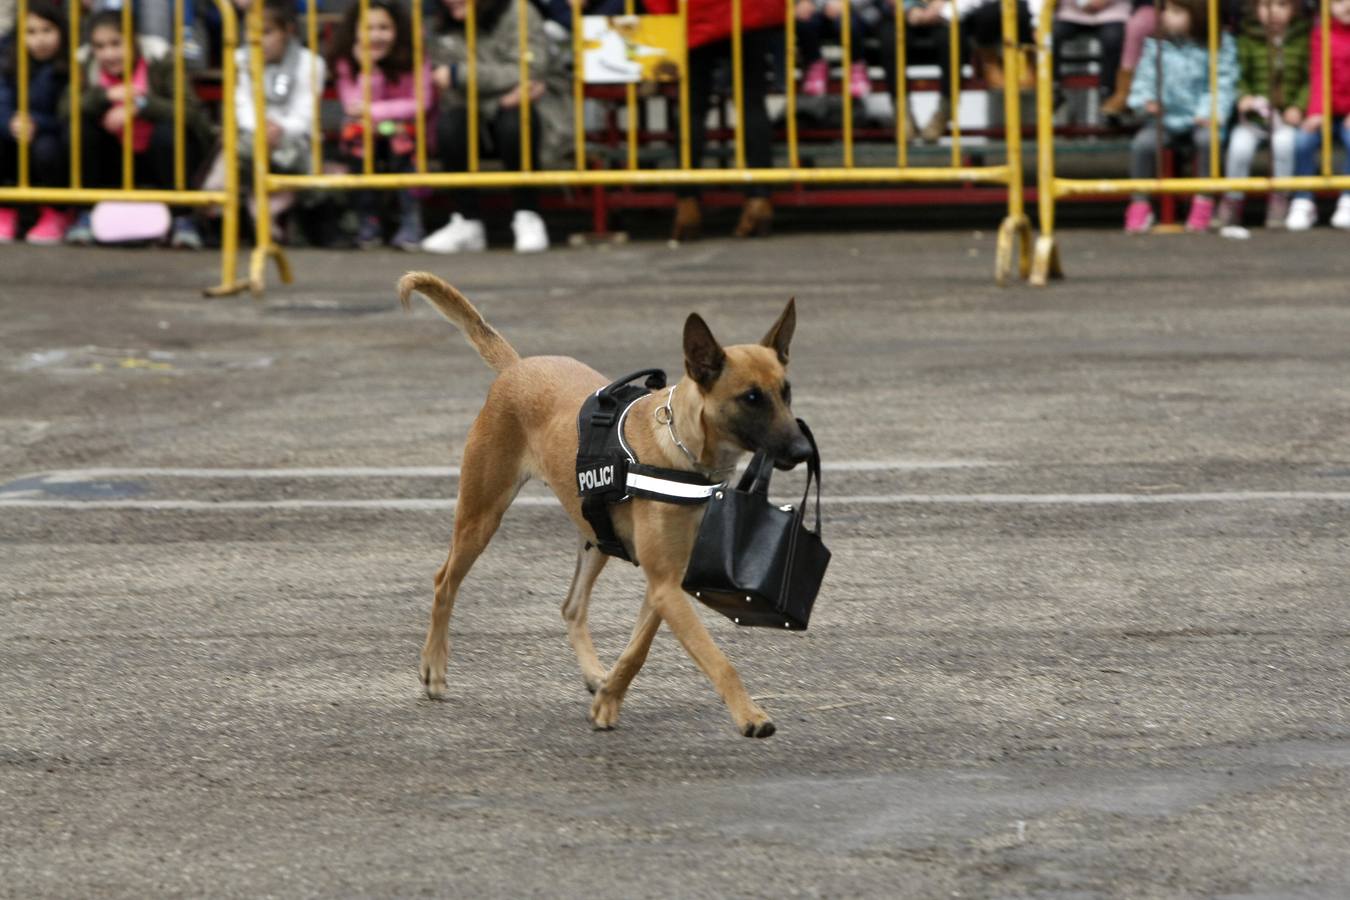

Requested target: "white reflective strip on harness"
[{"left": 625, "top": 471, "right": 723, "bottom": 500}]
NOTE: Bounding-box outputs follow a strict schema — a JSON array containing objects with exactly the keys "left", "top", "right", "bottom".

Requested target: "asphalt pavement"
[{"left": 2, "top": 229, "right": 1349, "bottom": 898}]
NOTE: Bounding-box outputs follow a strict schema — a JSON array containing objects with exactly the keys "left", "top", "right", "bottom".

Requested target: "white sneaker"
[
  {"left": 420, "top": 213, "right": 486, "bottom": 253},
  {"left": 1331, "top": 195, "right": 1350, "bottom": 230},
  {"left": 1285, "top": 197, "right": 1317, "bottom": 232},
  {"left": 511, "top": 209, "right": 549, "bottom": 253}
]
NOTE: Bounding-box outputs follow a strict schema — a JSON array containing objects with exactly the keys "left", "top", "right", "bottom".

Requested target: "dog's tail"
[{"left": 398, "top": 271, "right": 521, "bottom": 373}]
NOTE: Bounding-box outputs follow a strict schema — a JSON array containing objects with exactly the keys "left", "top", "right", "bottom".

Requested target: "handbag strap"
[
  {"left": 796, "top": 419, "right": 823, "bottom": 535},
  {"left": 736, "top": 450, "right": 775, "bottom": 495}
]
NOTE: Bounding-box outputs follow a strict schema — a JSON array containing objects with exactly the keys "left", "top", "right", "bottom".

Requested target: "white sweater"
[{"left": 234, "top": 40, "right": 325, "bottom": 143}]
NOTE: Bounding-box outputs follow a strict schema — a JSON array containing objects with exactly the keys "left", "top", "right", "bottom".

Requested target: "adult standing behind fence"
[
  {"left": 645, "top": 0, "right": 783, "bottom": 240},
  {"left": 420, "top": 0, "right": 571, "bottom": 253}
]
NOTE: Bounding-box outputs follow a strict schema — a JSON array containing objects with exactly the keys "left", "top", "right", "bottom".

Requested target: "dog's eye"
[
  {"left": 740, "top": 388, "right": 763, "bottom": 406},
  {"left": 781, "top": 382, "right": 792, "bottom": 405}
]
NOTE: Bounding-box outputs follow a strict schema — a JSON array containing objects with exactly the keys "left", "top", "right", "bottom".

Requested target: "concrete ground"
[{"left": 2, "top": 229, "right": 1349, "bottom": 899}]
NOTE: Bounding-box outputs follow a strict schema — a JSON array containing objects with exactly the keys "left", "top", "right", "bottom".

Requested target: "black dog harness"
[{"left": 576, "top": 369, "right": 722, "bottom": 563}]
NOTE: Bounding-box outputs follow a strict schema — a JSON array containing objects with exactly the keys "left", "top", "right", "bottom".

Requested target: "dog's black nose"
[{"left": 773, "top": 430, "right": 813, "bottom": 470}]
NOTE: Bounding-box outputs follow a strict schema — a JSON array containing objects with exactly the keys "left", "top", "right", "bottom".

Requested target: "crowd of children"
[{"left": 2, "top": 0, "right": 1350, "bottom": 248}]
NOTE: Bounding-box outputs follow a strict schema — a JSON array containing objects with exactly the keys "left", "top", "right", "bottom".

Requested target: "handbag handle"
[
  {"left": 796, "top": 419, "right": 823, "bottom": 536},
  {"left": 736, "top": 450, "right": 776, "bottom": 495},
  {"left": 733, "top": 421, "right": 823, "bottom": 533}
]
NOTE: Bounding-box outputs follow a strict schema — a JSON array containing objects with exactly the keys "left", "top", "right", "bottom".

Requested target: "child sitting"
[
  {"left": 328, "top": 0, "right": 434, "bottom": 250},
  {"left": 205, "top": 0, "right": 324, "bottom": 241},
  {"left": 64, "top": 9, "right": 215, "bottom": 247},
  {"left": 1123, "top": 0, "right": 1237, "bottom": 234},
  {"left": 1217, "top": 0, "right": 1308, "bottom": 229},
  {"left": 421, "top": 0, "right": 569, "bottom": 253},
  {"left": 1286, "top": 0, "right": 1350, "bottom": 230},
  {"left": 0, "top": 1, "right": 70, "bottom": 244},
  {"left": 796, "top": 0, "right": 877, "bottom": 99}
]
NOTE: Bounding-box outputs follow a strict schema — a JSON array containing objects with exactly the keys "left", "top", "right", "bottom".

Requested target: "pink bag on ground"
[{"left": 90, "top": 202, "right": 172, "bottom": 244}]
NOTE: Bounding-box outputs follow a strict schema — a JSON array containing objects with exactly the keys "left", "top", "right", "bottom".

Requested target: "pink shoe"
[
  {"left": 1124, "top": 199, "right": 1154, "bottom": 234},
  {"left": 0, "top": 207, "right": 17, "bottom": 244},
  {"left": 25, "top": 207, "right": 69, "bottom": 245},
  {"left": 802, "top": 59, "right": 828, "bottom": 97},
  {"left": 1185, "top": 195, "right": 1214, "bottom": 233},
  {"left": 849, "top": 61, "right": 871, "bottom": 99}
]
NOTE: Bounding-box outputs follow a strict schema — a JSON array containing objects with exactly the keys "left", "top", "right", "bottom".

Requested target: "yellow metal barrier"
[
  {"left": 244, "top": 0, "right": 1034, "bottom": 294},
  {"left": 0, "top": 0, "right": 245, "bottom": 297},
  {"left": 1031, "top": 0, "right": 1350, "bottom": 286}
]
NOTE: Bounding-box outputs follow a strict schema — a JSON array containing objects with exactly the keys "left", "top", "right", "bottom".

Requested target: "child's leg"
[
  {"left": 1223, "top": 122, "right": 1264, "bottom": 198},
  {"left": 1129, "top": 120, "right": 1161, "bottom": 182},
  {"left": 1095, "top": 22, "right": 1126, "bottom": 97},
  {"left": 435, "top": 104, "right": 481, "bottom": 218},
  {"left": 1269, "top": 118, "right": 1297, "bottom": 179},
  {"left": 1338, "top": 120, "right": 1350, "bottom": 181},
  {"left": 796, "top": 9, "right": 826, "bottom": 67},
  {"left": 1121, "top": 4, "right": 1156, "bottom": 72},
  {"left": 29, "top": 132, "right": 67, "bottom": 188},
  {"left": 491, "top": 106, "right": 542, "bottom": 212},
  {"left": 1190, "top": 124, "right": 1212, "bottom": 179},
  {"left": 1291, "top": 126, "right": 1321, "bottom": 200},
  {"left": 0, "top": 132, "right": 16, "bottom": 187},
  {"left": 80, "top": 120, "right": 122, "bottom": 188}
]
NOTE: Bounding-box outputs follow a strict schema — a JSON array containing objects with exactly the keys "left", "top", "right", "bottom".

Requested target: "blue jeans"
[{"left": 1293, "top": 121, "right": 1350, "bottom": 200}]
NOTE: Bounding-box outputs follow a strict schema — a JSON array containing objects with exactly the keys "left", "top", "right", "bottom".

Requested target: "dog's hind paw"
[
  {"left": 419, "top": 658, "right": 446, "bottom": 700},
  {"left": 741, "top": 720, "right": 776, "bottom": 739},
  {"left": 589, "top": 690, "right": 622, "bottom": 730}
]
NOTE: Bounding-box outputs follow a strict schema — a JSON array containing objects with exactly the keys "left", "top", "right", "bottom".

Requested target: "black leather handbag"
[{"left": 682, "top": 420, "right": 830, "bottom": 630}]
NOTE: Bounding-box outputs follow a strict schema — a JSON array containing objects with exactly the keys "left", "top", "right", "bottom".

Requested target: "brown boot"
[
  {"left": 733, "top": 197, "right": 773, "bottom": 238},
  {"left": 671, "top": 196, "right": 701, "bottom": 241},
  {"left": 920, "top": 97, "right": 950, "bottom": 143},
  {"left": 974, "top": 46, "right": 1005, "bottom": 90},
  {"left": 1100, "top": 69, "right": 1133, "bottom": 119}
]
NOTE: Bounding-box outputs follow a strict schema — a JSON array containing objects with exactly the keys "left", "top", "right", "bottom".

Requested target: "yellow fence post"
[
  {"left": 121, "top": 0, "right": 134, "bottom": 191},
  {"left": 17, "top": 0, "right": 29, "bottom": 188},
  {"left": 994, "top": 0, "right": 1032, "bottom": 285},
  {"left": 1030, "top": 0, "right": 1062, "bottom": 285},
  {"left": 841, "top": 0, "right": 854, "bottom": 169},
  {"left": 238, "top": 0, "right": 291, "bottom": 297},
  {"left": 786, "top": 0, "right": 799, "bottom": 169},
  {"left": 521, "top": 0, "right": 535, "bottom": 172},
  {"left": 894, "top": 1, "right": 908, "bottom": 168},
  {"left": 1320, "top": 0, "right": 1332, "bottom": 177}
]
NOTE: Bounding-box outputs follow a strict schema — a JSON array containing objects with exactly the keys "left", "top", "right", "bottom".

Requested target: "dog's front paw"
[
  {"left": 419, "top": 651, "right": 447, "bottom": 700},
  {"left": 741, "top": 720, "right": 776, "bottom": 738},
  {"left": 739, "top": 706, "right": 776, "bottom": 738},
  {"left": 588, "top": 688, "right": 622, "bottom": 731}
]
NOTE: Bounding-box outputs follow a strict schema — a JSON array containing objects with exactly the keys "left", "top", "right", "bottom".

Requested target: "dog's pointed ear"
[
  {"left": 684, "top": 313, "right": 726, "bottom": 391},
  {"left": 761, "top": 297, "right": 796, "bottom": 365}
]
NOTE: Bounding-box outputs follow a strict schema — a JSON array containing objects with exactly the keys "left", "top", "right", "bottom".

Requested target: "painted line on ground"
[
  {"left": 2, "top": 492, "right": 1349, "bottom": 511},
  {"left": 14, "top": 460, "right": 1005, "bottom": 484}
]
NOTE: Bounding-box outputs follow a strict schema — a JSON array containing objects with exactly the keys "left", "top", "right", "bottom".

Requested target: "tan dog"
[{"left": 399, "top": 272, "right": 811, "bottom": 738}]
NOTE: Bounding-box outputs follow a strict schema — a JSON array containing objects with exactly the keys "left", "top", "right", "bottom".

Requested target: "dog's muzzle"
[{"left": 772, "top": 426, "right": 813, "bottom": 471}]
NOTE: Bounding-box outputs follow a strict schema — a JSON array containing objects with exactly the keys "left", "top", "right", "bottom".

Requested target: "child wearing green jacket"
[{"left": 1217, "top": 0, "right": 1310, "bottom": 229}]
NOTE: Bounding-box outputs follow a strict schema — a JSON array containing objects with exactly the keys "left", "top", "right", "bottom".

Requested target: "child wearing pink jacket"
[
  {"left": 1286, "top": 0, "right": 1350, "bottom": 230},
  {"left": 329, "top": 0, "right": 435, "bottom": 250}
]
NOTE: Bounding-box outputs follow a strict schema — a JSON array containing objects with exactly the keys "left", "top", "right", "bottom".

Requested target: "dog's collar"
[{"left": 655, "top": 386, "right": 736, "bottom": 481}]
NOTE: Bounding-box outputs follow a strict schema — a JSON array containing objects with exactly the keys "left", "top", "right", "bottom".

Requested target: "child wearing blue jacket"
[
  {"left": 0, "top": 1, "right": 70, "bottom": 244},
  {"left": 1124, "top": 0, "right": 1237, "bottom": 233}
]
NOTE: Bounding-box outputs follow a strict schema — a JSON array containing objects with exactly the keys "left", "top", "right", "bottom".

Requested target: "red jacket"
[
  {"left": 1307, "top": 19, "right": 1350, "bottom": 118},
  {"left": 644, "top": 0, "right": 785, "bottom": 49}
]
